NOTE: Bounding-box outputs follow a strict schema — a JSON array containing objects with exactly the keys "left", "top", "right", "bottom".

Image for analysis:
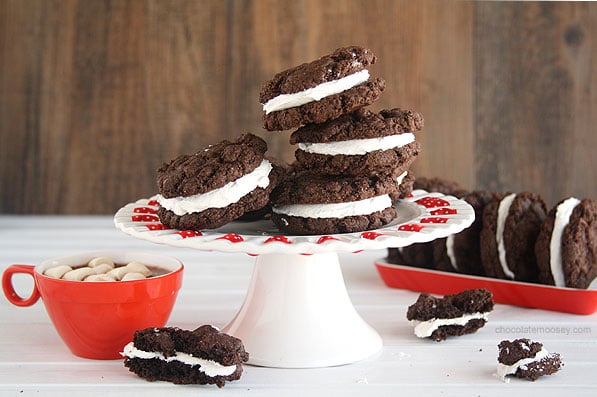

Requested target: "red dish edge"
[{"left": 374, "top": 261, "right": 597, "bottom": 315}]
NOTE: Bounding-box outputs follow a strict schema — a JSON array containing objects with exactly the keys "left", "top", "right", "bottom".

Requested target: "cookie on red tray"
[
  {"left": 433, "top": 190, "right": 503, "bottom": 275},
  {"left": 479, "top": 192, "right": 547, "bottom": 282},
  {"left": 123, "top": 325, "right": 249, "bottom": 387},
  {"left": 259, "top": 46, "right": 385, "bottom": 131},
  {"left": 406, "top": 288, "right": 494, "bottom": 341},
  {"left": 270, "top": 171, "right": 403, "bottom": 235},
  {"left": 535, "top": 198, "right": 597, "bottom": 289},
  {"left": 387, "top": 242, "right": 435, "bottom": 270},
  {"left": 156, "top": 134, "right": 279, "bottom": 231},
  {"left": 497, "top": 338, "right": 562, "bottom": 382},
  {"left": 290, "top": 108, "right": 423, "bottom": 177}
]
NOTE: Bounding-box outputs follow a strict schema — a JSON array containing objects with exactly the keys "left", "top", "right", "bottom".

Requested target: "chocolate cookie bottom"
[{"left": 271, "top": 206, "right": 396, "bottom": 235}]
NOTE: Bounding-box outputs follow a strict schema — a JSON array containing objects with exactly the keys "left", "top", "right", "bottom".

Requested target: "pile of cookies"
[
  {"left": 387, "top": 177, "right": 597, "bottom": 289},
  {"left": 155, "top": 46, "right": 424, "bottom": 235},
  {"left": 406, "top": 288, "right": 563, "bottom": 382},
  {"left": 263, "top": 47, "right": 423, "bottom": 235}
]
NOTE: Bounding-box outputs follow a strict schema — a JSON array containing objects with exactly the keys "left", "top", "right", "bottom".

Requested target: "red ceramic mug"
[{"left": 2, "top": 251, "right": 183, "bottom": 359}]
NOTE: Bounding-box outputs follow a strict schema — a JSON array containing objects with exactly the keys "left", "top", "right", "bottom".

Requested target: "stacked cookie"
[
  {"left": 260, "top": 46, "right": 424, "bottom": 235},
  {"left": 387, "top": 177, "right": 597, "bottom": 289}
]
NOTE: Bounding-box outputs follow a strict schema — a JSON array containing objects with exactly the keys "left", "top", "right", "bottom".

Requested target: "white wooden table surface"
[{"left": 1, "top": 215, "right": 596, "bottom": 396}]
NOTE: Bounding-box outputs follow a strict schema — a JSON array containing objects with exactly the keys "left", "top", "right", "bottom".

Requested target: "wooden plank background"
[{"left": 0, "top": 0, "right": 595, "bottom": 214}]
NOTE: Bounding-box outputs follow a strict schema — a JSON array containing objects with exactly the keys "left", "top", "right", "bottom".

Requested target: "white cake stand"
[{"left": 114, "top": 190, "right": 474, "bottom": 368}]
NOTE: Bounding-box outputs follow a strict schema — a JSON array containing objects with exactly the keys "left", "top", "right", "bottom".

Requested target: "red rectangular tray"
[{"left": 375, "top": 261, "right": 597, "bottom": 315}]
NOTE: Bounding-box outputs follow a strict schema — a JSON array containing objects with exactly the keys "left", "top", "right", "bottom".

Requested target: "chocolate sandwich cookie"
[
  {"left": 480, "top": 192, "right": 547, "bottom": 282},
  {"left": 535, "top": 198, "right": 596, "bottom": 289},
  {"left": 497, "top": 338, "right": 562, "bottom": 382},
  {"left": 270, "top": 172, "right": 401, "bottom": 235},
  {"left": 156, "top": 134, "right": 278, "bottom": 231},
  {"left": 123, "top": 325, "right": 249, "bottom": 387},
  {"left": 260, "top": 46, "right": 385, "bottom": 131},
  {"left": 406, "top": 288, "right": 494, "bottom": 341},
  {"left": 434, "top": 190, "right": 503, "bottom": 275},
  {"left": 290, "top": 108, "right": 423, "bottom": 176}
]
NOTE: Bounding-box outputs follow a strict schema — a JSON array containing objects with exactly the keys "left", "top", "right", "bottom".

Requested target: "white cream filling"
[
  {"left": 157, "top": 159, "right": 272, "bottom": 216},
  {"left": 262, "top": 70, "right": 370, "bottom": 114},
  {"left": 396, "top": 171, "right": 407, "bottom": 185},
  {"left": 411, "top": 312, "right": 488, "bottom": 338},
  {"left": 298, "top": 133, "right": 415, "bottom": 156},
  {"left": 496, "top": 347, "right": 550, "bottom": 381},
  {"left": 121, "top": 342, "right": 237, "bottom": 377},
  {"left": 550, "top": 197, "right": 581, "bottom": 287},
  {"left": 445, "top": 235, "right": 458, "bottom": 271},
  {"left": 496, "top": 193, "right": 516, "bottom": 279},
  {"left": 272, "top": 194, "right": 392, "bottom": 219}
]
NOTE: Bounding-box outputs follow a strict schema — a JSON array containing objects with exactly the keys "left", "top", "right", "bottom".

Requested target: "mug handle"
[{"left": 2, "top": 265, "right": 41, "bottom": 307}]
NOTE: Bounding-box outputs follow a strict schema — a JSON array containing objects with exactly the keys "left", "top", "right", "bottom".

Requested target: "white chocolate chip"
[
  {"left": 88, "top": 257, "right": 115, "bottom": 269},
  {"left": 63, "top": 267, "right": 96, "bottom": 281},
  {"left": 125, "top": 262, "right": 152, "bottom": 277},
  {"left": 121, "top": 272, "right": 147, "bottom": 281},
  {"left": 84, "top": 274, "right": 116, "bottom": 282},
  {"left": 44, "top": 265, "right": 73, "bottom": 279},
  {"left": 107, "top": 267, "right": 130, "bottom": 281},
  {"left": 91, "top": 263, "right": 113, "bottom": 275}
]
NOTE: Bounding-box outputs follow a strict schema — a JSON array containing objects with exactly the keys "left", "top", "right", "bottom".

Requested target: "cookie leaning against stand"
[{"left": 156, "top": 133, "right": 279, "bottom": 231}]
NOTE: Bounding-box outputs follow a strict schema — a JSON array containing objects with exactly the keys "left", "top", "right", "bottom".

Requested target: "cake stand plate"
[{"left": 114, "top": 190, "right": 474, "bottom": 368}]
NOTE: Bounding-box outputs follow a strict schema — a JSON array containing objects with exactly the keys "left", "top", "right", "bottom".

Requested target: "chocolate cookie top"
[
  {"left": 259, "top": 46, "right": 377, "bottom": 103},
  {"left": 271, "top": 172, "right": 401, "bottom": 205},
  {"left": 497, "top": 338, "right": 563, "bottom": 381},
  {"left": 497, "top": 338, "right": 544, "bottom": 366},
  {"left": 131, "top": 325, "right": 248, "bottom": 366},
  {"left": 290, "top": 108, "right": 423, "bottom": 144},
  {"left": 157, "top": 134, "right": 267, "bottom": 199},
  {"left": 406, "top": 288, "right": 494, "bottom": 322}
]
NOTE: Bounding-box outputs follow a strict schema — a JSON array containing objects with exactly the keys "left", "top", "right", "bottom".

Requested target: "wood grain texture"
[
  {"left": 474, "top": 1, "right": 597, "bottom": 207},
  {"left": 0, "top": 0, "right": 594, "bottom": 214}
]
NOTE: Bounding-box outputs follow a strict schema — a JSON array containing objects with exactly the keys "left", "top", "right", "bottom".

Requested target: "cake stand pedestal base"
[{"left": 223, "top": 252, "right": 382, "bottom": 368}]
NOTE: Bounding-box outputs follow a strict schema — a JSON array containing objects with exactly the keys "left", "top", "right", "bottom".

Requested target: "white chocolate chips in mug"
[{"left": 43, "top": 257, "right": 158, "bottom": 282}]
